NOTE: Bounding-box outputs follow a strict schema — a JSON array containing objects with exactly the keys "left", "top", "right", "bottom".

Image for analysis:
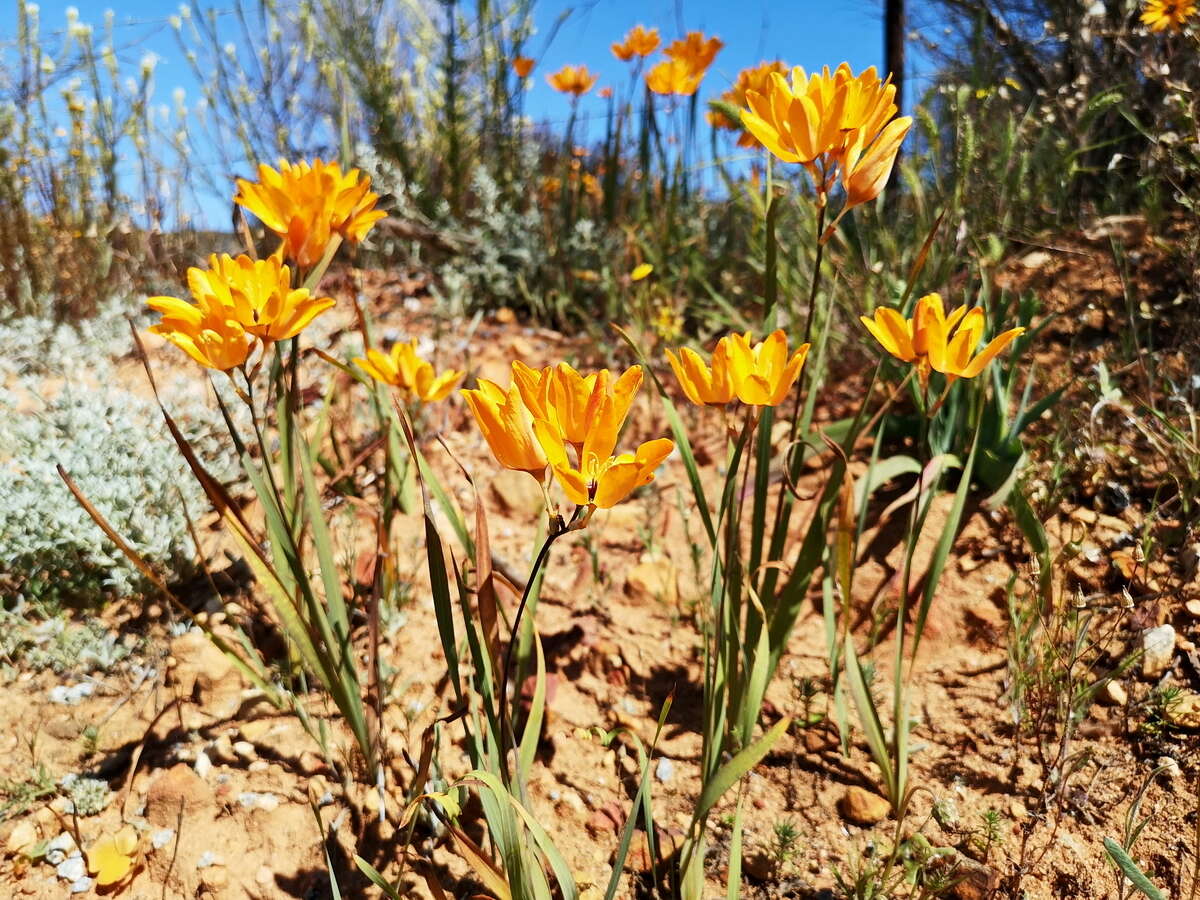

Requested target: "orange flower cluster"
[
  {"left": 147, "top": 254, "right": 334, "bottom": 371},
  {"left": 148, "top": 159, "right": 386, "bottom": 373},
  {"left": 235, "top": 159, "right": 386, "bottom": 268},
  {"left": 666, "top": 330, "right": 809, "bottom": 407},
  {"left": 355, "top": 339, "right": 464, "bottom": 404},
  {"left": 461, "top": 362, "right": 673, "bottom": 510},
  {"left": 645, "top": 30, "right": 723, "bottom": 97},
  {"left": 861, "top": 293, "right": 1025, "bottom": 388},
  {"left": 740, "top": 64, "right": 912, "bottom": 214},
  {"left": 708, "top": 61, "right": 788, "bottom": 148}
]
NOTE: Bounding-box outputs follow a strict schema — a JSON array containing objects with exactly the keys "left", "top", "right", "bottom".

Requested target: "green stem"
[{"left": 498, "top": 515, "right": 567, "bottom": 785}]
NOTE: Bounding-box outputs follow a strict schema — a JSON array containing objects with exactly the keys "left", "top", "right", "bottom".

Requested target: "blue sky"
[{"left": 7, "top": 1, "right": 931, "bottom": 225}]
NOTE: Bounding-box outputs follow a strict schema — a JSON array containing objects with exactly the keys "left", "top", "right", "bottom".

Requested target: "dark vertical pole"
[
  {"left": 884, "top": 0, "right": 906, "bottom": 208},
  {"left": 885, "top": 0, "right": 906, "bottom": 115}
]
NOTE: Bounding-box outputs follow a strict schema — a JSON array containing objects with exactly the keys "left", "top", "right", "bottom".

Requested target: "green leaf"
[
  {"left": 912, "top": 425, "right": 980, "bottom": 660},
  {"left": 517, "top": 629, "right": 547, "bottom": 783},
  {"left": 1103, "top": 838, "right": 1164, "bottom": 900},
  {"left": 695, "top": 716, "right": 790, "bottom": 822},
  {"left": 350, "top": 859, "right": 403, "bottom": 900},
  {"left": 844, "top": 636, "right": 895, "bottom": 805},
  {"left": 464, "top": 770, "right": 579, "bottom": 900}
]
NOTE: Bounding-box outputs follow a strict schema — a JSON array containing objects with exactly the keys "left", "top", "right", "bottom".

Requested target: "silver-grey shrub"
[{"left": 0, "top": 300, "right": 235, "bottom": 607}]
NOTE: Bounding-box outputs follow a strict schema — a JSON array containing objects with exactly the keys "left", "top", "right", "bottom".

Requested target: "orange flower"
[
  {"left": 646, "top": 57, "right": 706, "bottom": 96},
  {"left": 461, "top": 379, "right": 548, "bottom": 477},
  {"left": 666, "top": 340, "right": 738, "bottom": 406},
  {"left": 1141, "top": 0, "right": 1196, "bottom": 31},
  {"left": 146, "top": 298, "right": 253, "bottom": 373},
  {"left": 598, "top": 86, "right": 613, "bottom": 99},
  {"left": 708, "top": 61, "right": 787, "bottom": 148},
  {"left": 512, "top": 55, "right": 534, "bottom": 78},
  {"left": 726, "top": 331, "right": 810, "bottom": 406},
  {"left": 612, "top": 25, "right": 661, "bottom": 61},
  {"left": 234, "top": 159, "right": 386, "bottom": 268},
  {"left": 535, "top": 396, "right": 673, "bottom": 509},
  {"left": 664, "top": 31, "right": 724, "bottom": 70},
  {"left": 354, "top": 339, "right": 464, "bottom": 403},
  {"left": 512, "top": 361, "right": 642, "bottom": 452},
  {"left": 547, "top": 64, "right": 598, "bottom": 97}
]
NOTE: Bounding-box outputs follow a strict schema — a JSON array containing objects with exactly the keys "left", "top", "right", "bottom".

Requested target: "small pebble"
[
  {"left": 193, "top": 751, "right": 212, "bottom": 778},
  {"left": 1156, "top": 756, "right": 1182, "bottom": 779},
  {"left": 45, "top": 833, "right": 75, "bottom": 865},
  {"left": 56, "top": 852, "right": 86, "bottom": 882},
  {"left": 151, "top": 829, "right": 176, "bottom": 849},
  {"left": 196, "top": 851, "right": 222, "bottom": 869},
  {"left": 49, "top": 683, "right": 94, "bottom": 705},
  {"left": 654, "top": 757, "right": 675, "bottom": 784},
  {"left": 233, "top": 740, "right": 256, "bottom": 760},
  {"left": 238, "top": 791, "right": 279, "bottom": 811},
  {"left": 69, "top": 876, "right": 93, "bottom": 894}
]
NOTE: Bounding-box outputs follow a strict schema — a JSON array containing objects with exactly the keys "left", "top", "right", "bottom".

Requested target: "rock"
[
  {"left": 237, "top": 791, "right": 279, "bottom": 811},
  {"left": 742, "top": 847, "right": 778, "bottom": 881},
  {"left": 146, "top": 763, "right": 215, "bottom": 828},
  {"left": 1185, "top": 600, "right": 1200, "bottom": 620},
  {"left": 5, "top": 819, "right": 38, "bottom": 856},
  {"left": 193, "top": 750, "right": 213, "bottom": 779},
  {"left": 624, "top": 555, "right": 678, "bottom": 606},
  {"left": 490, "top": 469, "right": 544, "bottom": 517},
  {"left": 946, "top": 854, "right": 1001, "bottom": 900},
  {"left": 56, "top": 851, "right": 86, "bottom": 882},
  {"left": 508, "top": 335, "right": 535, "bottom": 358},
  {"left": 1156, "top": 756, "right": 1182, "bottom": 779},
  {"left": 1100, "top": 680, "right": 1128, "bottom": 706},
  {"left": 1142, "top": 624, "right": 1176, "bottom": 678},
  {"left": 200, "top": 865, "right": 228, "bottom": 889},
  {"left": 169, "top": 630, "right": 245, "bottom": 719},
  {"left": 232, "top": 740, "right": 256, "bottom": 761},
  {"left": 211, "top": 734, "right": 237, "bottom": 764},
  {"left": 238, "top": 720, "right": 275, "bottom": 743},
  {"left": 837, "top": 786, "right": 890, "bottom": 826},
  {"left": 1181, "top": 543, "right": 1200, "bottom": 578},
  {"left": 1165, "top": 692, "right": 1200, "bottom": 729},
  {"left": 654, "top": 757, "right": 675, "bottom": 784},
  {"left": 1018, "top": 250, "right": 1052, "bottom": 269},
  {"left": 239, "top": 717, "right": 316, "bottom": 761},
  {"left": 297, "top": 750, "right": 327, "bottom": 777}
]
